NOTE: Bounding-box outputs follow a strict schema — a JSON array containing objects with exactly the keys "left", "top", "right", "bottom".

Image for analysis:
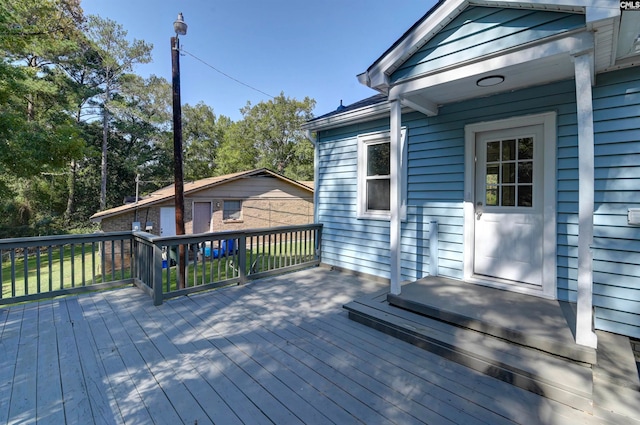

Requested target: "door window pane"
[
  {"left": 486, "top": 187, "right": 498, "bottom": 206},
  {"left": 486, "top": 165, "right": 499, "bottom": 185},
  {"left": 518, "top": 137, "right": 533, "bottom": 159},
  {"left": 487, "top": 142, "right": 500, "bottom": 162},
  {"left": 502, "top": 139, "right": 516, "bottom": 161},
  {"left": 502, "top": 186, "right": 515, "bottom": 206},
  {"left": 502, "top": 163, "right": 515, "bottom": 184},
  {"left": 519, "top": 162, "right": 533, "bottom": 184},
  {"left": 518, "top": 186, "right": 533, "bottom": 207}
]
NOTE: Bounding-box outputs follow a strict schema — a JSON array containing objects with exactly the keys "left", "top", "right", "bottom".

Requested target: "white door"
[
  {"left": 474, "top": 125, "right": 544, "bottom": 287},
  {"left": 160, "top": 207, "right": 176, "bottom": 236}
]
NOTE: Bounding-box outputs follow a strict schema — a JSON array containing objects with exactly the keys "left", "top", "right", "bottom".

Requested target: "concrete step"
[{"left": 344, "top": 297, "right": 594, "bottom": 412}]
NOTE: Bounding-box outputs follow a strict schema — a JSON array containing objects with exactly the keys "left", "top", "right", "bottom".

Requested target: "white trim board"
[{"left": 463, "top": 112, "right": 558, "bottom": 299}]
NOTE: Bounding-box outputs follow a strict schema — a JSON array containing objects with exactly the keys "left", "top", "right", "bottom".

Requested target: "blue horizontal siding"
[
  {"left": 316, "top": 67, "right": 638, "bottom": 339},
  {"left": 317, "top": 78, "right": 579, "bottom": 287},
  {"left": 392, "top": 7, "right": 584, "bottom": 83},
  {"left": 592, "top": 67, "right": 640, "bottom": 338}
]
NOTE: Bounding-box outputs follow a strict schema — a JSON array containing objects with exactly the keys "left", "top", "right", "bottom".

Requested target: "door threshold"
[{"left": 467, "top": 275, "right": 555, "bottom": 299}]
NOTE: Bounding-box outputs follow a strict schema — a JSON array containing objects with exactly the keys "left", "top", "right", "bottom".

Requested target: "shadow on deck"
[{"left": 344, "top": 275, "right": 640, "bottom": 423}]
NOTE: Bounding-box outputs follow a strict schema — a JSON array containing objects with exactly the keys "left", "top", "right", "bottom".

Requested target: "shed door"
[
  {"left": 193, "top": 202, "right": 212, "bottom": 234},
  {"left": 160, "top": 207, "right": 176, "bottom": 236},
  {"left": 474, "top": 125, "right": 544, "bottom": 287}
]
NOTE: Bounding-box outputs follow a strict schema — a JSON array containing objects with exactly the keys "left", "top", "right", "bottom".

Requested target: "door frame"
[{"left": 463, "top": 112, "right": 557, "bottom": 299}]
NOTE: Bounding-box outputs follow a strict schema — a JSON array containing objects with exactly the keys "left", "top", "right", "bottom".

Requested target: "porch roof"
[
  {"left": 359, "top": 0, "right": 624, "bottom": 117},
  {"left": 0, "top": 267, "right": 614, "bottom": 424}
]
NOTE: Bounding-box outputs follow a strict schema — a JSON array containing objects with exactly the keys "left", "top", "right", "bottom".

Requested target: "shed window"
[{"left": 223, "top": 200, "right": 242, "bottom": 221}]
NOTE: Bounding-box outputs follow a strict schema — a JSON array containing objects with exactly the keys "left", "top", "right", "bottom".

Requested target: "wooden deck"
[{"left": 0, "top": 266, "right": 620, "bottom": 424}]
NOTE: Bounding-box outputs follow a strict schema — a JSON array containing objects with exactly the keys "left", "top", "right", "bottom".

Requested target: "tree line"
[{"left": 0, "top": 0, "right": 315, "bottom": 238}]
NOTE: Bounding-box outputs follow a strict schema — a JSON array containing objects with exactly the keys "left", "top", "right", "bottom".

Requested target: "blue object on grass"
[{"left": 202, "top": 239, "right": 235, "bottom": 259}]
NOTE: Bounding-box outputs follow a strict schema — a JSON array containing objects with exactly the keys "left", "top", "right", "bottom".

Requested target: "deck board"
[
  {"left": 36, "top": 301, "right": 66, "bottom": 425},
  {"left": 1, "top": 305, "right": 24, "bottom": 424},
  {"left": 9, "top": 304, "right": 38, "bottom": 424},
  {"left": 0, "top": 267, "right": 621, "bottom": 424},
  {"left": 80, "top": 292, "right": 154, "bottom": 424},
  {"left": 54, "top": 297, "right": 94, "bottom": 424}
]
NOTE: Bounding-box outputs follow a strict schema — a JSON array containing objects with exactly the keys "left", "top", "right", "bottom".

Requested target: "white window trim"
[{"left": 357, "top": 128, "right": 407, "bottom": 220}]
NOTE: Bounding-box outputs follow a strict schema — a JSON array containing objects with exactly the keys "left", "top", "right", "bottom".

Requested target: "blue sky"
[{"left": 80, "top": 0, "right": 436, "bottom": 121}]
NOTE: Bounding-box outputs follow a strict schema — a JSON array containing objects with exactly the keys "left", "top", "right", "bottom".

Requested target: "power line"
[{"left": 179, "top": 47, "right": 275, "bottom": 99}]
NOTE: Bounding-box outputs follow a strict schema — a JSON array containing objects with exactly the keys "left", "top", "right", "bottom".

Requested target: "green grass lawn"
[
  {"left": 161, "top": 240, "right": 317, "bottom": 292},
  {"left": 1, "top": 245, "right": 116, "bottom": 299}
]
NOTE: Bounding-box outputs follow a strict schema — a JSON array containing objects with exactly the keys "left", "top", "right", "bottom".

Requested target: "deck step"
[
  {"left": 388, "top": 277, "right": 597, "bottom": 365},
  {"left": 344, "top": 297, "right": 594, "bottom": 412}
]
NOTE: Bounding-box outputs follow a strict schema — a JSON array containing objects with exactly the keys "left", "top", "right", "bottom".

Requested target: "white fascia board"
[
  {"left": 389, "top": 30, "right": 593, "bottom": 95},
  {"left": 362, "top": 0, "right": 468, "bottom": 89},
  {"left": 302, "top": 102, "right": 391, "bottom": 132}
]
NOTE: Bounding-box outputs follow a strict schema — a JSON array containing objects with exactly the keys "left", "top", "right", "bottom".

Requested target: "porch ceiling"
[{"left": 400, "top": 51, "right": 576, "bottom": 114}]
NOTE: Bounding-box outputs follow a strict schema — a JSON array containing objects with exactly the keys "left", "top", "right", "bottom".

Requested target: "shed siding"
[
  {"left": 318, "top": 79, "right": 580, "bottom": 292},
  {"left": 592, "top": 68, "right": 640, "bottom": 338},
  {"left": 194, "top": 176, "right": 311, "bottom": 199},
  {"left": 392, "top": 7, "right": 585, "bottom": 83}
]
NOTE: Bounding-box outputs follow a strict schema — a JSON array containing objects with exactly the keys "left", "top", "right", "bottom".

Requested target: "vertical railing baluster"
[
  {"left": 100, "top": 241, "right": 106, "bottom": 284},
  {"left": 153, "top": 243, "right": 163, "bottom": 306},
  {"left": 59, "top": 245, "right": 64, "bottom": 290},
  {"left": 70, "top": 243, "right": 75, "bottom": 288},
  {"left": 36, "top": 248, "right": 41, "bottom": 293},
  {"left": 47, "top": 246, "right": 53, "bottom": 292},
  {"left": 91, "top": 242, "right": 96, "bottom": 285},
  {"left": 23, "top": 248, "right": 28, "bottom": 295},
  {"left": 119, "top": 239, "right": 125, "bottom": 281},
  {"left": 110, "top": 240, "right": 116, "bottom": 281},
  {"left": 81, "top": 243, "right": 86, "bottom": 286},
  {"left": 10, "top": 249, "right": 16, "bottom": 297}
]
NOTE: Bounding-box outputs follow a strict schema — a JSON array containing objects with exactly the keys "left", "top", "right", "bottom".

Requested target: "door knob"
[{"left": 476, "top": 201, "right": 483, "bottom": 219}]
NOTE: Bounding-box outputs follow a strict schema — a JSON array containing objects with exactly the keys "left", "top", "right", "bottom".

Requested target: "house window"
[
  {"left": 357, "top": 129, "right": 406, "bottom": 219},
  {"left": 223, "top": 200, "right": 242, "bottom": 221}
]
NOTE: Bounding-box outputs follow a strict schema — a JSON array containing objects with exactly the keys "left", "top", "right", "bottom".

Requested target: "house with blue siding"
[{"left": 303, "top": 0, "right": 640, "bottom": 360}]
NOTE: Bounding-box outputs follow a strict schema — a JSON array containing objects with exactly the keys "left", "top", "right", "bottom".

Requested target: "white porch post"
[
  {"left": 390, "top": 99, "right": 402, "bottom": 295},
  {"left": 574, "top": 50, "right": 598, "bottom": 348}
]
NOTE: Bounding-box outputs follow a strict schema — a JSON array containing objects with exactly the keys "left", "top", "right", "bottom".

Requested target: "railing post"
[
  {"left": 315, "top": 224, "right": 323, "bottom": 262},
  {"left": 238, "top": 236, "right": 247, "bottom": 285},
  {"left": 429, "top": 221, "right": 439, "bottom": 277},
  {"left": 152, "top": 243, "right": 164, "bottom": 305}
]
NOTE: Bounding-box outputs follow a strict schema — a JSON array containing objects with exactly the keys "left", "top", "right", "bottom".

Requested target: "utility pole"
[{"left": 172, "top": 13, "right": 187, "bottom": 288}]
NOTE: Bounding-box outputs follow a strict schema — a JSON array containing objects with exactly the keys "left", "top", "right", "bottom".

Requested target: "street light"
[{"left": 172, "top": 13, "right": 187, "bottom": 288}]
